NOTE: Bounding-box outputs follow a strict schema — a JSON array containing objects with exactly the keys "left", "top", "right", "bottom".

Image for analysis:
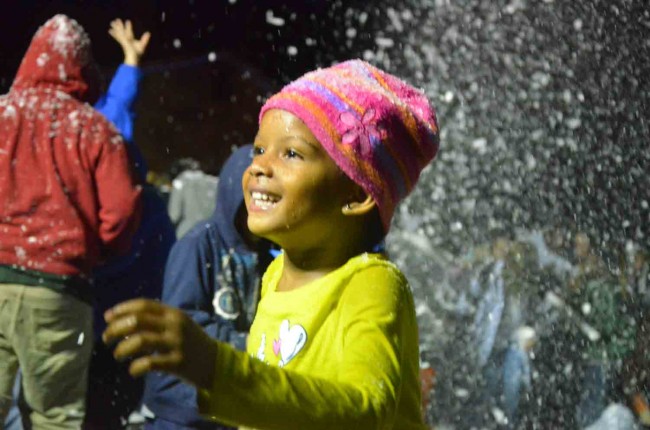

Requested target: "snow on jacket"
[
  {"left": 143, "top": 145, "right": 274, "bottom": 427},
  {"left": 0, "top": 15, "right": 141, "bottom": 294}
]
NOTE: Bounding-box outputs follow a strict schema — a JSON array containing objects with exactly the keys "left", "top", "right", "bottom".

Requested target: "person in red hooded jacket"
[{"left": 0, "top": 15, "right": 141, "bottom": 428}]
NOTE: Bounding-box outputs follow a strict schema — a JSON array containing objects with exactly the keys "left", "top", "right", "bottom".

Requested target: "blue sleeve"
[
  {"left": 94, "top": 64, "right": 148, "bottom": 181},
  {"left": 94, "top": 64, "right": 141, "bottom": 142}
]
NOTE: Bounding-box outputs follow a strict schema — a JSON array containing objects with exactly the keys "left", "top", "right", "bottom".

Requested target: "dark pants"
[{"left": 83, "top": 342, "right": 144, "bottom": 429}]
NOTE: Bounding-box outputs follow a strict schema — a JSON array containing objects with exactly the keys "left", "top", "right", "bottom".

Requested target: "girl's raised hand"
[{"left": 102, "top": 298, "right": 217, "bottom": 389}]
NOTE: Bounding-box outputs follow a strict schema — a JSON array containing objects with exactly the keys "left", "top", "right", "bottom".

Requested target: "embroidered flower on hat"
[{"left": 340, "top": 108, "right": 386, "bottom": 158}]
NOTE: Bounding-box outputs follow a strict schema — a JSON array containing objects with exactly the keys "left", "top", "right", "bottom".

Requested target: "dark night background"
[{"left": 0, "top": 0, "right": 373, "bottom": 175}]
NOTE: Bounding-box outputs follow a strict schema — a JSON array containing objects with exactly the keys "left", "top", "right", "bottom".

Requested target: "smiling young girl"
[{"left": 103, "top": 59, "right": 439, "bottom": 429}]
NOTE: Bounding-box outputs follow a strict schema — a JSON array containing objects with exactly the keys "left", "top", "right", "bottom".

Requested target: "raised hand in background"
[{"left": 109, "top": 18, "right": 151, "bottom": 66}]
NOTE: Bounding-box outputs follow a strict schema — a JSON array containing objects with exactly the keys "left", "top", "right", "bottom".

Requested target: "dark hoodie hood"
[
  {"left": 11, "top": 15, "right": 100, "bottom": 103},
  {"left": 212, "top": 144, "right": 254, "bottom": 251}
]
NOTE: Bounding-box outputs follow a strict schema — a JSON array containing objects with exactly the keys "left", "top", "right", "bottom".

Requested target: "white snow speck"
[
  {"left": 472, "top": 138, "right": 487, "bottom": 152},
  {"left": 526, "top": 154, "right": 537, "bottom": 169},
  {"left": 358, "top": 11, "right": 368, "bottom": 24},
  {"left": 58, "top": 64, "right": 67, "bottom": 81},
  {"left": 573, "top": 19, "right": 583, "bottom": 31},
  {"left": 375, "top": 37, "right": 395, "bottom": 48},
  {"left": 207, "top": 52, "right": 217, "bottom": 62},
  {"left": 386, "top": 8, "right": 404, "bottom": 32},
  {"left": 2, "top": 105, "right": 16, "bottom": 119},
  {"left": 363, "top": 50, "right": 375, "bottom": 61},
  {"left": 491, "top": 407, "right": 507, "bottom": 424},
  {"left": 287, "top": 46, "right": 298, "bottom": 56},
  {"left": 266, "top": 10, "right": 285, "bottom": 27},
  {"left": 173, "top": 39, "right": 182, "bottom": 49},
  {"left": 37, "top": 52, "right": 50, "bottom": 67},
  {"left": 566, "top": 118, "right": 581, "bottom": 129},
  {"left": 110, "top": 135, "right": 123, "bottom": 146},
  {"left": 15, "top": 246, "right": 27, "bottom": 260},
  {"left": 454, "top": 388, "right": 469, "bottom": 398}
]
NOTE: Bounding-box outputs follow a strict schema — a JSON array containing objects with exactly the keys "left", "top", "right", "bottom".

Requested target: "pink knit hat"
[{"left": 259, "top": 59, "right": 440, "bottom": 232}]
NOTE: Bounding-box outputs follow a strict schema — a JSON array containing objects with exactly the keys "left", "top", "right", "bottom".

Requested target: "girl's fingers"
[
  {"left": 102, "top": 308, "right": 166, "bottom": 345},
  {"left": 104, "top": 298, "right": 164, "bottom": 323},
  {"left": 128, "top": 351, "right": 183, "bottom": 378},
  {"left": 113, "top": 331, "right": 171, "bottom": 361}
]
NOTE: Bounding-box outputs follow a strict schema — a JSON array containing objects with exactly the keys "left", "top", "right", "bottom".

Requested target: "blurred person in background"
[
  {"left": 566, "top": 232, "right": 637, "bottom": 428},
  {"left": 620, "top": 245, "right": 650, "bottom": 427},
  {"left": 471, "top": 234, "right": 542, "bottom": 428},
  {"left": 167, "top": 157, "right": 219, "bottom": 239}
]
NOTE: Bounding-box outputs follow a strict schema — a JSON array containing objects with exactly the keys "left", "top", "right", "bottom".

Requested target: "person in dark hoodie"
[
  {"left": 142, "top": 144, "right": 275, "bottom": 429},
  {"left": 0, "top": 14, "right": 141, "bottom": 428}
]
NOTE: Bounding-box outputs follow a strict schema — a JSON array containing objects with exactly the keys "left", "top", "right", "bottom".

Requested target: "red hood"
[{"left": 11, "top": 14, "right": 100, "bottom": 102}]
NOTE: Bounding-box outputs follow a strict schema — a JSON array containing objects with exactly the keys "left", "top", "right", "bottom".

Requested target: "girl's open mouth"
[{"left": 250, "top": 191, "right": 280, "bottom": 210}]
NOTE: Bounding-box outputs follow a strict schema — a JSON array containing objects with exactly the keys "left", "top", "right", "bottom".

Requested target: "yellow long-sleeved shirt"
[{"left": 198, "top": 252, "right": 426, "bottom": 430}]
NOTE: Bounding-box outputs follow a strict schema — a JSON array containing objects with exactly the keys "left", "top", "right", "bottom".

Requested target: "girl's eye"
[
  {"left": 286, "top": 149, "right": 301, "bottom": 159},
  {"left": 252, "top": 146, "right": 264, "bottom": 156}
]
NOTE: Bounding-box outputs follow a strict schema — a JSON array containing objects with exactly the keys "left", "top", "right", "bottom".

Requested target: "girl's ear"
[{"left": 342, "top": 194, "right": 376, "bottom": 216}]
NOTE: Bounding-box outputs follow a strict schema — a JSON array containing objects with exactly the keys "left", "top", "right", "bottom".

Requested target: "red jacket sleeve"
[{"left": 92, "top": 117, "right": 142, "bottom": 256}]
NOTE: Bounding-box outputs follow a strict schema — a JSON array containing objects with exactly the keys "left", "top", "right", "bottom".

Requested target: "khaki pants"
[{"left": 0, "top": 284, "right": 93, "bottom": 429}]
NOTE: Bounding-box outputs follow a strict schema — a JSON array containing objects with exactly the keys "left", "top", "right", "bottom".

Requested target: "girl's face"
[{"left": 243, "top": 109, "right": 355, "bottom": 249}]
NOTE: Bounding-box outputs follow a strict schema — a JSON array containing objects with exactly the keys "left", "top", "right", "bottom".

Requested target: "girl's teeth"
[
  {"left": 256, "top": 199, "right": 274, "bottom": 210},
  {"left": 252, "top": 191, "right": 277, "bottom": 202},
  {"left": 251, "top": 191, "right": 278, "bottom": 209}
]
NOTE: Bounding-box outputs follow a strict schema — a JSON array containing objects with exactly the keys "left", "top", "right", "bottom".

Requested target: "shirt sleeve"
[
  {"left": 91, "top": 117, "right": 142, "bottom": 256},
  {"left": 94, "top": 64, "right": 141, "bottom": 142},
  {"left": 198, "top": 265, "right": 413, "bottom": 429},
  {"left": 94, "top": 64, "right": 148, "bottom": 181}
]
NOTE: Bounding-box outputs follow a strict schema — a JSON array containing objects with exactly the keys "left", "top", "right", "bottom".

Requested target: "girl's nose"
[{"left": 249, "top": 156, "right": 272, "bottom": 178}]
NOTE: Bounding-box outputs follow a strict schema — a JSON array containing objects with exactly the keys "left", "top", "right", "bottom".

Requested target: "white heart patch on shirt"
[{"left": 277, "top": 319, "right": 307, "bottom": 367}]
